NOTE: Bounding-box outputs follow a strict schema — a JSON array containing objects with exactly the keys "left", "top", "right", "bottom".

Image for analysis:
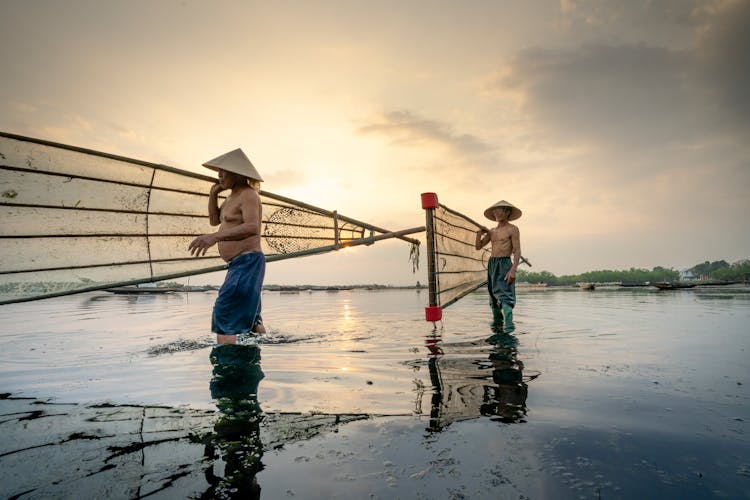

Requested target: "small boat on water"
[
  {"left": 652, "top": 282, "right": 697, "bottom": 290},
  {"left": 105, "top": 284, "right": 211, "bottom": 294},
  {"left": 578, "top": 283, "right": 596, "bottom": 290},
  {"left": 619, "top": 282, "right": 649, "bottom": 287},
  {"left": 106, "top": 286, "right": 179, "bottom": 295}
]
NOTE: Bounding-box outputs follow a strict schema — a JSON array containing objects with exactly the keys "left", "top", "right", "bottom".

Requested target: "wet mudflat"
[{"left": 1, "top": 286, "right": 749, "bottom": 498}]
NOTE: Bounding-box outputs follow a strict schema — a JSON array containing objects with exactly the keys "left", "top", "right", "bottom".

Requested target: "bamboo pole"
[
  {"left": 425, "top": 208, "right": 439, "bottom": 309},
  {"left": 267, "top": 226, "right": 425, "bottom": 259}
]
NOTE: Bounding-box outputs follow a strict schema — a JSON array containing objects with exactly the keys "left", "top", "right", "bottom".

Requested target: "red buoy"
[
  {"left": 421, "top": 192, "right": 439, "bottom": 210},
  {"left": 425, "top": 306, "right": 442, "bottom": 322}
]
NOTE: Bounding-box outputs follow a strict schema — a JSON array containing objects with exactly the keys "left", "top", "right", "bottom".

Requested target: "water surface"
[{"left": 1, "top": 286, "right": 748, "bottom": 498}]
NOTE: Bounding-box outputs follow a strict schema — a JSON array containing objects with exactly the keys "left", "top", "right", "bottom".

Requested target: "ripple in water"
[{"left": 146, "top": 330, "right": 315, "bottom": 356}]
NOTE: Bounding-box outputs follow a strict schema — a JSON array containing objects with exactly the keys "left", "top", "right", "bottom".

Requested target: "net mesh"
[
  {"left": 427, "top": 203, "right": 490, "bottom": 310},
  {"left": 262, "top": 203, "right": 365, "bottom": 254},
  {"left": 0, "top": 134, "right": 374, "bottom": 304}
]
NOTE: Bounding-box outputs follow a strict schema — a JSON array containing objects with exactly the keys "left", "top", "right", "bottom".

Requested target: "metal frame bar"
[{"left": 0, "top": 226, "right": 426, "bottom": 305}]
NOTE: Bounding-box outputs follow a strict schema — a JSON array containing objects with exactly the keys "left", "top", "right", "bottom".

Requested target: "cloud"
[
  {"left": 493, "top": 43, "right": 702, "bottom": 151},
  {"left": 357, "top": 110, "right": 495, "bottom": 162},
  {"left": 693, "top": 0, "right": 750, "bottom": 133},
  {"left": 490, "top": 1, "right": 750, "bottom": 155}
]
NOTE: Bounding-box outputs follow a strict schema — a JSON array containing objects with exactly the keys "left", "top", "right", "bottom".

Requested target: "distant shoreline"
[{"left": 262, "top": 284, "right": 426, "bottom": 292}]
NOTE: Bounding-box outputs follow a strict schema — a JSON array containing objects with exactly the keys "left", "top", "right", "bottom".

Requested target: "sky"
[{"left": 1, "top": 0, "right": 749, "bottom": 285}]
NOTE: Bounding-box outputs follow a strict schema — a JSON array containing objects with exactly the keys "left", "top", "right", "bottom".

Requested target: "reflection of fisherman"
[
  {"left": 481, "top": 333, "right": 528, "bottom": 423},
  {"left": 204, "top": 344, "right": 265, "bottom": 498},
  {"left": 475, "top": 200, "right": 522, "bottom": 332},
  {"left": 188, "top": 149, "right": 266, "bottom": 344},
  {"left": 424, "top": 331, "right": 529, "bottom": 431}
]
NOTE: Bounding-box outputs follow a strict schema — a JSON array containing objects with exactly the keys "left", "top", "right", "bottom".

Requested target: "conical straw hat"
[
  {"left": 202, "top": 148, "right": 263, "bottom": 182},
  {"left": 484, "top": 200, "right": 522, "bottom": 221}
]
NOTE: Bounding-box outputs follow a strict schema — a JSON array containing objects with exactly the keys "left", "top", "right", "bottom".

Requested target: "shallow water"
[{"left": 1, "top": 286, "right": 749, "bottom": 498}]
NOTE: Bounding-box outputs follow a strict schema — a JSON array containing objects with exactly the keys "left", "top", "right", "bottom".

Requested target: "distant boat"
[
  {"left": 105, "top": 285, "right": 180, "bottom": 295},
  {"left": 517, "top": 282, "right": 549, "bottom": 288},
  {"left": 619, "top": 282, "right": 649, "bottom": 288},
  {"left": 578, "top": 283, "right": 596, "bottom": 290},
  {"left": 105, "top": 284, "right": 210, "bottom": 294},
  {"left": 652, "top": 282, "right": 697, "bottom": 290}
]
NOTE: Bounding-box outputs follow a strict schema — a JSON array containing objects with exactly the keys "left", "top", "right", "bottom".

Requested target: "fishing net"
[
  {"left": 262, "top": 203, "right": 366, "bottom": 254},
  {"left": 425, "top": 203, "right": 491, "bottom": 311},
  {"left": 0, "top": 133, "right": 414, "bottom": 304}
]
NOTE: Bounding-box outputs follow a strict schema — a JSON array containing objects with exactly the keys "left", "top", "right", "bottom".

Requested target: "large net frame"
[
  {"left": 0, "top": 133, "right": 421, "bottom": 304},
  {"left": 422, "top": 193, "right": 531, "bottom": 321},
  {"left": 424, "top": 200, "right": 490, "bottom": 315}
]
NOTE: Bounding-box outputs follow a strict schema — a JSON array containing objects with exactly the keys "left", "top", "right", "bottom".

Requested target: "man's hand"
[
  {"left": 209, "top": 183, "right": 225, "bottom": 197},
  {"left": 505, "top": 267, "right": 517, "bottom": 285},
  {"left": 188, "top": 233, "right": 218, "bottom": 256}
]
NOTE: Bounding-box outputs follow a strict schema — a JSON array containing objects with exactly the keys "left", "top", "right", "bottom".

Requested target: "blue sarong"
[
  {"left": 211, "top": 251, "right": 265, "bottom": 335},
  {"left": 487, "top": 256, "right": 515, "bottom": 309}
]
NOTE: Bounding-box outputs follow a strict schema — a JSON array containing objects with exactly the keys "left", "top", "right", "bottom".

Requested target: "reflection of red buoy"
[
  {"left": 425, "top": 305, "right": 442, "bottom": 322},
  {"left": 424, "top": 336, "right": 443, "bottom": 356}
]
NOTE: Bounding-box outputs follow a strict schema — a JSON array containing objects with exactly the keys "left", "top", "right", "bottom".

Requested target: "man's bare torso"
[
  {"left": 490, "top": 223, "right": 517, "bottom": 257},
  {"left": 218, "top": 189, "right": 262, "bottom": 262}
]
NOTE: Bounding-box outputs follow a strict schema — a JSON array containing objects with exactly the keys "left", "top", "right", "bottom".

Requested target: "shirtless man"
[
  {"left": 475, "top": 200, "right": 522, "bottom": 331},
  {"left": 188, "top": 148, "right": 265, "bottom": 344}
]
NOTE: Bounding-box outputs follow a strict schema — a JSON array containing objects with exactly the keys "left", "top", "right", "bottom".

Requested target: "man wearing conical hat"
[
  {"left": 189, "top": 148, "right": 266, "bottom": 344},
  {"left": 475, "top": 200, "right": 522, "bottom": 332}
]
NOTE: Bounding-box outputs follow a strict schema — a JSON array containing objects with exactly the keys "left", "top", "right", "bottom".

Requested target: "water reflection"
[
  {"left": 201, "top": 343, "right": 372, "bottom": 497},
  {"left": 423, "top": 330, "right": 533, "bottom": 432},
  {"left": 482, "top": 333, "right": 529, "bottom": 423},
  {"left": 205, "top": 343, "right": 265, "bottom": 499},
  {"left": 0, "top": 343, "right": 373, "bottom": 499}
]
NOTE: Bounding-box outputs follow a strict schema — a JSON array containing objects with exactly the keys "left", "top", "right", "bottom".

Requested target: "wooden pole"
[{"left": 421, "top": 193, "right": 442, "bottom": 322}]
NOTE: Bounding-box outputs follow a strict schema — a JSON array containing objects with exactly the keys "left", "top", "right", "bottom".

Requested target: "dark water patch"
[
  {"left": 535, "top": 423, "right": 750, "bottom": 499},
  {"left": 63, "top": 432, "right": 105, "bottom": 442},
  {"left": 106, "top": 437, "right": 183, "bottom": 461},
  {"left": 90, "top": 402, "right": 172, "bottom": 409},
  {"left": 0, "top": 394, "right": 375, "bottom": 499},
  {"left": 84, "top": 463, "right": 116, "bottom": 477}
]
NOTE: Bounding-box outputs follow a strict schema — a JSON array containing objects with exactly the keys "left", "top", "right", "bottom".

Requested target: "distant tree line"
[
  {"left": 689, "top": 260, "right": 730, "bottom": 277},
  {"left": 517, "top": 259, "right": 749, "bottom": 285},
  {"left": 695, "top": 259, "right": 750, "bottom": 281},
  {"left": 517, "top": 267, "right": 679, "bottom": 285}
]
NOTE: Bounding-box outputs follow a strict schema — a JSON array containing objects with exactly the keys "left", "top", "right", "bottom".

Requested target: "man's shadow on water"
[
  {"left": 202, "top": 343, "right": 265, "bottom": 500},
  {"left": 424, "top": 327, "right": 536, "bottom": 432}
]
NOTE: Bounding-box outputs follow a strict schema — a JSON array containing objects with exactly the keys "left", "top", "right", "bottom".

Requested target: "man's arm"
[
  {"left": 475, "top": 228, "right": 491, "bottom": 250},
  {"left": 505, "top": 226, "right": 521, "bottom": 284},
  {"left": 208, "top": 184, "right": 223, "bottom": 226}
]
